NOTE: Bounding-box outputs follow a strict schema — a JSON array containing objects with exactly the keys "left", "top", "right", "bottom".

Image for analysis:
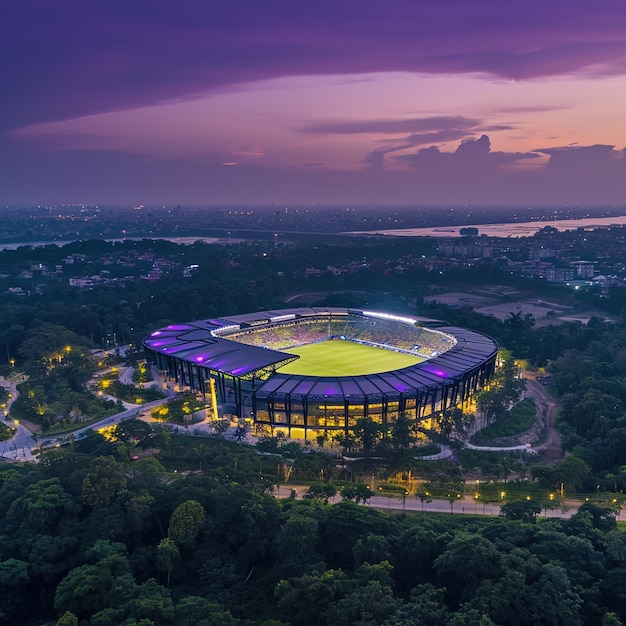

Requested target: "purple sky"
[{"left": 3, "top": 0, "right": 626, "bottom": 206}]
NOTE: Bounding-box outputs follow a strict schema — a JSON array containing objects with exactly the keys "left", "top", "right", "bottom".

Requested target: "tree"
[
  {"left": 54, "top": 541, "right": 132, "bottom": 618},
  {"left": 82, "top": 456, "right": 127, "bottom": 507},
  {"left": 114, "top": 419, "right": 155, "bottom": 451},
  {"left": 7, "top": 477, "right": 79, "bottom": 534},
  {"left": 391, "top": 411, "right": 415, "bottom": 450},
  {"left": 192, "top": 444, "right": 210, "bottom": 472},
  {"left": 125, "top": 490, "right": 155, "bottom": 544},
  {"left": 56, "top": 612, "right": 79, "bottom": 626},
  {"left": 461, "top": 555, "right": 582, "bottom": 626},
  {"left": 434, "top": 535, "right": 504, "bottom": 603},
  {"left": 0, "top": 559, "right": 29, "bottom": 587},
  {"left": 276, "top": 568, "right": 347, "bottom": 626},
  {"left": 340, "top": 483, "right": 371, "bottom": 504},
  {"left": 552, "top": 456, "right": 591, "bottom": 494},
  {"left": 385, "top": 583, "right": 451, "bottom": 626},
  {"left": 500, "top": 500, "right": 541, "bottom": 523},
  {"left": 275, "top": 515, "right": 321, "bottom": 567},
  {"left": 157, "top": 539, "right": 180, "bottom": 588},
  {"left": 126, "top": 578, "right": 174, "bottom": 624},
  {"left": 353, "top": 534, "right": 390, "bottom": 567},
  {"left": 18, "top": 323, "right": 89, "bottom": 362},
  {"left": 168, "top": 499, "right": 207, "bottom": 547},
  {"left": 174, "top": 596, "right": 238, "bottom": 626},
  {"left": 353, "top": 417, "right": 382, "bottom": 458},
  {"left": 575, "top": 502, "right": 618, "bottom": 532},
  {"left": 304, "top": 483, "right": 337, "bottom": 504}
]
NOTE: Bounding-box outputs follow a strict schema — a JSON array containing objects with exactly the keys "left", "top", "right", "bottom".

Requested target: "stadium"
[{"left": 143, "top": 308, "right": 498, "bottom": 440}]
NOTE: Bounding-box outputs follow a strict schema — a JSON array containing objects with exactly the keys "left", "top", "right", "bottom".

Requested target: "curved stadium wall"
[{"left": 143, "top": 307, "right": 498, "bottom": 440}]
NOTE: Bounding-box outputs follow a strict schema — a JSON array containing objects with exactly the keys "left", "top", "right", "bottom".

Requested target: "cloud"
[
  {"left": 493, "top": 105, "right": 569, "bottom": 114},
  {"left": 395, "top": 135, "right": 540, "bottom": 172},
  {"left": 534, "top": 143, "right": 625, "bottom": 179},
  {"left": 301, "top": 116, "right": 481, "bottom": 135},
  {"left": 1, "top": 135, "right": 625, "bottom": 206},
  {"left": 4, "top": 1, "right": 626, "bottom": 130},
  {"left": 355, "top": 117, "right": 516, "bottom": 168}
]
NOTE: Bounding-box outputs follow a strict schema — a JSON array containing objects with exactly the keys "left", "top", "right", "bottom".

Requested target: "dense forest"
[{"left": 1, "top": 430, "right": 626, "bottom": 626}]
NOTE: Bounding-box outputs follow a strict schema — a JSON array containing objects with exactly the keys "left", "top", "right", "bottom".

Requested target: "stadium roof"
[
  {"left": 143, "top": 322, "right": 297, "bottom": 376},
  {"left": 143, "top": 309, "right": 497, "bottom": 395}
]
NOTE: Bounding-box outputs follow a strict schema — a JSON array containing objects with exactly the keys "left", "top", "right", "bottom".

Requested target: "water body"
[
  {"left": 0, "top": 236, "right": 233, "bottom": 251},
  {"left": 347, "top": 215, "right": 626, "bottom": 238}
]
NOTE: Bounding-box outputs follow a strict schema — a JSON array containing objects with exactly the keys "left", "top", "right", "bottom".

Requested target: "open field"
[{"left": 278, "top": 339, "right": 425, "bottom": 376}]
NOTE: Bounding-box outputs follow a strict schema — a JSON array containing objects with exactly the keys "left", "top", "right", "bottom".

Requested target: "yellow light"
[{"left": 97, "top": 425, "right": 118, "bottom": 441}]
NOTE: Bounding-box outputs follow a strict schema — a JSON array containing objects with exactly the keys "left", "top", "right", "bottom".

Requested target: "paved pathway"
[
  {"left": 416, "top": 443, "right": 453, "bottom": 460},
  {"left": 0, "top": 425, "right": 37, "bottom": 461},
  {"left": 274, "top": 485, "right": 620, "bottom": 520}
]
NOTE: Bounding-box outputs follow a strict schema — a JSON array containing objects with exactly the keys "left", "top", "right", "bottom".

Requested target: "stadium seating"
[{"left": 224, "top": 315, "right": 456, "bottom": 356}]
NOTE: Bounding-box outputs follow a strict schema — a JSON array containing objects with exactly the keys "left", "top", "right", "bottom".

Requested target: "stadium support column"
[
  {"left": 234, "top": 377, "right": 243, "bottom": 419},
  {"left": 209, "top": 377, "right": 219, "bottom": 419}
]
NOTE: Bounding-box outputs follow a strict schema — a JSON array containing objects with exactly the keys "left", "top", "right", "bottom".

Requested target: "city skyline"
[{"left": 3, "top": 1, "right": 626, "bottom": 206}]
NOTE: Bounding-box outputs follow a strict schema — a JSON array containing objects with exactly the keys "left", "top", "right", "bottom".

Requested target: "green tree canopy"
[{"left": 168, "top": 499, "right": 207, "bottom": 548}]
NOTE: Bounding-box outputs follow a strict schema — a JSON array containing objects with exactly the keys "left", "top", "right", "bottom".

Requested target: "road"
[
  {"left": 71, "top": 397, "right": 171, "bottom": 438},
  {"left": 275, "top": 485, "right": 614, "bottom": 520},
  {"left": 523, "top": 377, "right": 563, "bottom": 462},
  {"left": 0, "top": 425, "right": 37, "bottom": 461},
  {"left": 0, "top": 395, "right": 172, "bottom": 462}
]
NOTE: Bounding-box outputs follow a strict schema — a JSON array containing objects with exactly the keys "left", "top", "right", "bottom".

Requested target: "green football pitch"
[{"left": 277, "top": 340, "right": 425, "bottom": 377}]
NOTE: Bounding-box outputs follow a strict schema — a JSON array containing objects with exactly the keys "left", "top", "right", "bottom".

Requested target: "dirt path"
[{"left": 524, "top": 377, "right": 563, "bottom": 464}]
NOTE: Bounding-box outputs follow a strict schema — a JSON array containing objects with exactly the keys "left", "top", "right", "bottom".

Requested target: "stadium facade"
[{"left": 143, "top": 308, "right": 498, "bottom": 439}]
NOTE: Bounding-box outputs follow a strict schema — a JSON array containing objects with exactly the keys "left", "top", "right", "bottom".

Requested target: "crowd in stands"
[
  {"left": 224, "top": 316, "right": 456, "bottom": 356},
  {"left": 225, "top": 320, "right": 331, "bottom": 350}
]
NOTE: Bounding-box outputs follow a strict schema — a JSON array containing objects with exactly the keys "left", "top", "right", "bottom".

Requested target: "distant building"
[
  {"left": 571, "top": 260, "right": 595, "bottom": 278},
  {"left": 544, "top": 267, "right": 576, "bottom": 282},
  {"left": 69, "top": 277, "right": 94, "bottom": 289}
]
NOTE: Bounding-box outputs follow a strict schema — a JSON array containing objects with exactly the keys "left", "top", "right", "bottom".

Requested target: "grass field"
[{"left": 277, "top": 340, "right": 425, "bottom": 376}]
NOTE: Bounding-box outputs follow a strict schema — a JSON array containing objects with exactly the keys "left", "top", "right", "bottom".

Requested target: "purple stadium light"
[
  {"left": 393, "top": 383, "right": 411, "bottom": 392},
  {"left": 324, "top": 385, "right": 342, "bottom": 395},
  {"left": 423, "top": 365, "right": 448, "bottom": 378}
]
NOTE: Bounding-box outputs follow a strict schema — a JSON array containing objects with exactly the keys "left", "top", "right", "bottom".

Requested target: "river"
[{"left": 346, "top": 215, "right": 626, "bottom": 238}]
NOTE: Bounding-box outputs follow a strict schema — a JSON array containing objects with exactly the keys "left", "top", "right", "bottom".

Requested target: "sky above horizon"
[{"left": 3, "top": 1, "right": 626, "bottom": 207}]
